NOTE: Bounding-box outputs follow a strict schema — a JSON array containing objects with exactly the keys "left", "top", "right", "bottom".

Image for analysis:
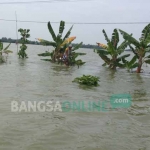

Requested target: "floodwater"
[{"left": 0, "top": 43, "right": 150, "bottom": 150}]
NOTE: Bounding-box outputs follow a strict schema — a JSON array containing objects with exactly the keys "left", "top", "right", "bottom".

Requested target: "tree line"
[{"left": 0, "top": 37, "right": 100, "bottom": 49}]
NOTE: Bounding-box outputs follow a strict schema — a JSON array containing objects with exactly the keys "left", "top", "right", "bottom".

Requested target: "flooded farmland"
[{"left": 0, "top": 43, "right": 150, "bottom": 150}]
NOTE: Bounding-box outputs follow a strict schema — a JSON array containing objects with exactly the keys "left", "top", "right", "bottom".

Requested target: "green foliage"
[
  {"left": 18, "top": 28, "right": 30, "bottom": 58},
  {"left": 41, "top": 21, "right": 73, "bottom": 50},
  {"left": 38, "top": 22, "right": 85, "bottom": 67},
  {"left": 95, "top": 29, "right": 129, "bottom": 69},
  {"left": 122, "top": 56, "right": 138, "bottom": 71},
  {"left": 38, "top": 51, "right": 52, "bottom": 57},
  {"left": 73, "top": 75, "right": 100, "bottom": 86},
  {"left": 0, "top": 42, "right": 12, "bottom": 63},
  {"left": 72, "top": 42, "right": 83, "bottom": 51},
  {"left": 119, "top": 23, "right": 150, "bottom": 73}
]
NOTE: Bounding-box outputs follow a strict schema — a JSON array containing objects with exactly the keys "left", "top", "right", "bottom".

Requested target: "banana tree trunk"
[
  {"left": 52, "top": 50, "right": 57, "bottom": 62},
  {"left": 136, "top": 56, "right": 142, "bottom": 73},
  {"left": 109, "top": 56, "right": 117, "bottom": 70}
]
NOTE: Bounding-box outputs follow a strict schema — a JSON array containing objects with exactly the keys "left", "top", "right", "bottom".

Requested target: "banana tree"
[
  {"left": 38, "top": 21, "right": 85, "bottom": 67},
  {"left": 0, "top": 42, "right": 12, "bottom": 63},
  {"left": 119, "top": 23, "right": 150, "bottom": 73},
  {"left": 38, "top": 21, "right": 74, "bottom": 62},
  {"left": 95, "top": 29, "right": 130, "bottom": 70}
]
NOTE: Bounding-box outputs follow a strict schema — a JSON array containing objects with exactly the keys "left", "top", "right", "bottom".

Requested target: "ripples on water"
[{"left": 0, "top": 44, "right": 150, "bottom": 150}]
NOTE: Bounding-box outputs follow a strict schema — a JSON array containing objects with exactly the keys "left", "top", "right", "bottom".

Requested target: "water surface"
[{"left": 0, "top": 44, "right": 150, "bottom": 150}]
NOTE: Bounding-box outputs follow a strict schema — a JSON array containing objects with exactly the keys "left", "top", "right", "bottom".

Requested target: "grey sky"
[{"left": 0, "top": 0, "right": 150, "bottom": 44}]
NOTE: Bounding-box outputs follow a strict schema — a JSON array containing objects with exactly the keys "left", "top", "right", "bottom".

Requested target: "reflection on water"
[{"left": 0, "top": 44, "right": 150, "bottom": 150}]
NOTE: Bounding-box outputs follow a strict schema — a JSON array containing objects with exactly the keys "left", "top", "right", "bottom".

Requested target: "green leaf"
[
  {"left": 3, "top": 50, "right": 13, "bottom": 54},
  {"left": 95, "top": 49, "right": 109, "bottom": 55},
  {"left": 99, "top": 53, "right": 111, "bottom": 65},
  {"left": 72, "top": 42, "right": 83, "bottom": 51},
  {"left": 111, "top": 29, "right": 119, "bottom": 49},
  {"left": 145, "top": 55, "right": 150, "bottom": 58},
  {"left": 0, "top": 42, "right": 3, "bottom": 51},
  {"left": 59, "top": 21, "right": 65, "bottom": 35},
  {"left": 102, "top": 63, "right": 107, "bottom": 66},
  {"left": 39, "top": 39, "right": 56, "bottom": 47},
  {"left": 129, "top": 44, "right": 139, "bottom": 58},
  {"left": 117, "top": 40, "right": 129, "bottom": 54},
  {"left": 75, "top": 52, "right": 86, "bottom": 55},
  {"left": 145, "top": 59, "right": 150, "bottom": 64},
  {"left": 119, "top": 29, "right": 140, "bottom": 48},
  {"left": 117, "top": 54, "right": 130, "bottom": 62},
  {"left": 140, "top": 23, "right": 150, "bottom": 41},
  {"left": 102, "top": 29, "right": 115, "bottom": 54},
  {"left": 48, "top": 22, "right": 57, "bottom": 41},
  {"left": 63, "top": 25, "right": 73, "bottom": 41},
  {"left": 116, "top": 62, "right": 124, "bottom": 68},
  {"left": 128, "top": 55, "right": 137, "bottom": 67},
  {"left": 144, "top": 34, "right": 150, "bottom": 45},
  {"left": 131, "top": 63, "right": 138, "bottom": 68},
  {"left": 4, "top": 43, "right": 11, "bottom": 50}
]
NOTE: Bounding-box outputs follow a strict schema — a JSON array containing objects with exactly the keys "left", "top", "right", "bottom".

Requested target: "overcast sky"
[{"left": 0, "top": 0, "right": 150, "bottom": 44}]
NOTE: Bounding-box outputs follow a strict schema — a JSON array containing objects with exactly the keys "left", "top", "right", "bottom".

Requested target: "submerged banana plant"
[
  {"left": 0, "top": 42, "right": 12, "bottom": 63},
  {"left": 38, "top": 21, "right": 85, "bottom": 67},
  {"left": 95, "top": 29, "right": 130, "bottom": 70},
  {"left": 119, "top": 23, "right": 150, "bottom": 73},
  {"left": 38, "top": 21, "right": 74, "bottom": 62}
]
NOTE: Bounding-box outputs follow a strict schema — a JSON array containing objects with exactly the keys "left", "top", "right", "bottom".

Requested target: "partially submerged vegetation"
[
  {"left": 0, "top": 42, "right": 12, "bottom": 63},
  {"left": 95, "top": 29, "right": 130, "bottom": 70},
  {"left": 95, "top": 23, "right": 150, "bottom": 73},
  {"left": 119, "top": 23, "right": 150, "bottom": 73},
  {"left": 38, "top": 21, "right": 85, "bottom": 67},
  {"left": 1, "top": 21, "right": 150, "bottom": 76},
  {"left": 73, "top": 75, "right": 100, "bottom": 86},
  {"left": 18, "top": 28, "right": 30, "bottom": 58}
]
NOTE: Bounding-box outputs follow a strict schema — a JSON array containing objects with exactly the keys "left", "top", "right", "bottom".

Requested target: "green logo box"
[{"left": 110, "top": 94, "right": 131, "bottom": 108}]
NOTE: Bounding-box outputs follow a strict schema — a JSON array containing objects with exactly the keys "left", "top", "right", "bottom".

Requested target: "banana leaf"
[
  {"left": 102, "top": 29, "right": 115, "bottom": 54},
  {"left": 128, "top": 55, "right": 137, "bottom": 67},
  {"left": 63, "top": 25, "right": 73, "bottom": 41},
  {"left": 145, "top": 59, "right": 150, "bottom": 64},
  {"left": 37, "top": 38, "right": 56, "bottom": 47},
  {"left": 3, "top": 50, "right": 13, "bottom": 54},
  {"left": 0, "top": 42, "right": 3, "bottom": 51},
  {"left": 117, "top": 54, "right": 130, "bottom": 62},
  {"left": 48, "top": 22, "right": 57, "bottom": 41},
  {"left": 59, "top": 21, "right": 65, "bottom": 35},
  {"left": 119, "top": 29, "right": 140, "bottom": 48},
  {"left": 111, "top": 29, "right": 119, "bottom": 49},
  {"left": 4, "top": 43, "right": 11, "bottom": 50},
  {"left": 72, "top": 42, "right": 82, "bottom": 51},
  {"left": 140, "top": 23, "right": 150, "bottom": 41},
  {"left": 96, "top": 49, "right": 110, "bottom": 55}
]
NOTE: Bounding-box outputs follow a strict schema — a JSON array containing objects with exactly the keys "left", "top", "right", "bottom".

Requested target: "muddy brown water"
[{"left": 0, "top": 43, "right": 150, "bottom": 150}]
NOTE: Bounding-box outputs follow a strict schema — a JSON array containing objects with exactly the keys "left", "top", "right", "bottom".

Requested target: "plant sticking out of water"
[
  {"left": 73, "top": 75, "right": 100, "bottom": 86},
  {"left": 122, "top": 55, "right": 138, "bottom": 72},
  {"left": 119, "top": 23, "right": 150, "bottom": 73},
  {"left": 37, "top": 21, "right": 85, "bottom": 67},
  {"left": 94, "top": 29, "right": 130, "bottom": 70},
  {"left": 0, "top": 42, "right": 12, "bottom": 63},
  {"left": 18, "top": 28, "right": 30, "bottom": 58}
]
